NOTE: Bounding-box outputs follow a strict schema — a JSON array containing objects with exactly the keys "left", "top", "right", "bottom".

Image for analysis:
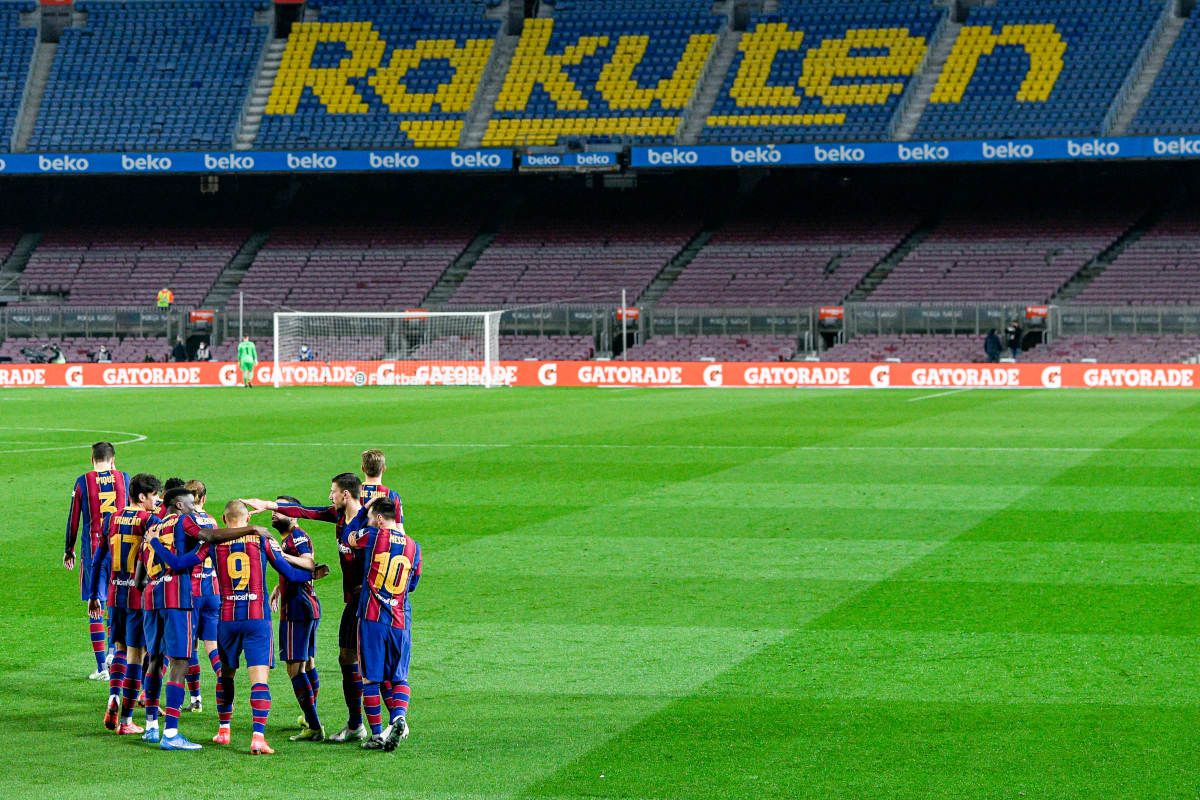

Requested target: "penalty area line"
[{"left": 0, "top": 426, "right": 148, "bottom": 454}]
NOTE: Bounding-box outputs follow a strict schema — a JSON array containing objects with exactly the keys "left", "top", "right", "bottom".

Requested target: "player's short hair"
[
  {"left": 130, "top": 473, "right": 162, "bottom": 502},
  {"left": 162, "top": 486, "right": 192, "bottom": 509},
  {"left": 185, "top": 479, "right": 206, "bottom": 501},
  {"left": 164, "top": 477, "right": 185, "bottom": 491},
  {"left": 361, "top": 449, "right": 386, "bottom": 477},
  {"left": 276, "top": 495, "right": 300, "bottom": 505},
  {"left": 368, "top": 497, "right": 398, "bottom": 521},
  {"left": 91, "top": 441, "right": 115, "bottom": 463},
  {"left": 331, "top": 472, "right": 362, "bottom": 496},
  {"left": 224, "top": 499, "right": 248, "bottom": 520}
]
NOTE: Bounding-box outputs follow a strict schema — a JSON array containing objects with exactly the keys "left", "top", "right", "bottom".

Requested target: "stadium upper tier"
[{"left": 0, "top": 0, "right": 1198, "bottom": 151}]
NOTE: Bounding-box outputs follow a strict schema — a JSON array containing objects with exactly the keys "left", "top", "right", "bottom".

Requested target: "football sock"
[
  {"left": 186, "top": 653, "right": 201, "bottom": 698},
  {"left": 362, "top": 683, "right": 383, "bottom": 736},
  {"left": 291, "top": 672, "right": 319, "bottom": 729},
  {"left": 308, "top": 666, "right": 320, "bottom": 700},
  {"left": 108, "top": 649, "right": 127, "bottom": 700},
  {"left": 216, "top": 674, "right": 234, "bottom": 728},
  {"left": 120, "top": 663, "right": 143, "bottom": 722},
  {"left": 207, "top": 648, "right": 222, "bottom": 678},
  {"left": 389, "top": 681, "right": 410, "bottom": 722},
  {"left": 250, "top": 682, "right": 271, "bottom": 735},
  {"left": 163, "top": 681, "right": 185, "bottom": 737},
  {"left": 144, "top": 663, "right": 162, "bottom": 724},
  {"left": 340, "top": 662, "right": 363, "bottom": 729},
  {"left": 89, "top": 618, "right": 106, "bottom": 671}
]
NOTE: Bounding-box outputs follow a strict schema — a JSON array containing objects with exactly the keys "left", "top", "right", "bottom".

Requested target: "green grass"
[{"left": 0, "top": 387, "right": 1197, "bottom": 799}]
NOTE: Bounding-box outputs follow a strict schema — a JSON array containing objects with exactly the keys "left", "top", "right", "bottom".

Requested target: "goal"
[{"left": 272, "top": 311, "right": 503, "bottom": 387}]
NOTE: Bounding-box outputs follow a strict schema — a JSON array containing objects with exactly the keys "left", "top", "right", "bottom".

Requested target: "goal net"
[{"left": 272, "top": 311, "right": 503, "bottom": 387}]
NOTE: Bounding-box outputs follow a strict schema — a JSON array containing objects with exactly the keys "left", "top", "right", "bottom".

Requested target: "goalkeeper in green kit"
[{"left": 237, "top": 336, "right": 258, "bottom": 388}]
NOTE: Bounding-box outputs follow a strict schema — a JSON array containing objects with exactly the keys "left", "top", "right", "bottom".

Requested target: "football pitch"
[{"left": 0, "top": 386, "right": 1196, "bottom": 799}]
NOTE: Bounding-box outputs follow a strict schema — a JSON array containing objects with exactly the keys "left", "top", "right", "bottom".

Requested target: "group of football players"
[{"left": 65, "top": 443, "right": 421, "bottom": 754}]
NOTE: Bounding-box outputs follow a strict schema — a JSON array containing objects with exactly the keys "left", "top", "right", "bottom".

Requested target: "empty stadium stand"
[
  {"left": 1024, "top": 334, "right": 1200, "bottom": 363},
  {"left": 820, "top": 333, "right": 989, "bottom": 363},
  {"left": 29, "top": 0, "right": 266, "bottom": 151},
  {"left": 702, "top": 0, "right": 943, "bottom": 144},
  {"left": 1130, "top": 8, "right": 1200, "bottom": 136},
  {"left": 0, "top": 2, "right": 35, "bottom": 153},
  {"left": 0, "top": 335, "right": 173, "bottom": 362},
  {"left": 449, "top": 216, "right": 696, "bottom": 305},
  {"left": 1071, "top": 210, "right": 1200, "bottom": 305},
  {"left": 915, "top": 0, "right": 1164, "bottom": 139},
  {"left": 655, "top": 213, "right": 919, "bottom": 307},
  {"left": 866, "top": 210, "right": 1134, "bottom": 303},
  {"left": 257, "top": 0, "right": 500, "bottom": 149},
  {"left": 232, "top": 223, "right": 475, "bottom": 310},
  {"left": 623, "top": 333, "right": 797, "bottom": 361},
  {"left": 17, "top": 227, "right": 248, "bottom": 307},
  {"left": 483, "top": 0, "right": 721, "bottom": 146}
]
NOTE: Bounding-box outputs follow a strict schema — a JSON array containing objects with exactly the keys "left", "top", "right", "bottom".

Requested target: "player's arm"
[
  {"left": 64, "top": 478, "right": 83, "bottom": 569},
  {"left": 263, "top": 537, "right": 313, "bottom": 583},
  {"left": 194, "top": 523, "right": 268, "bottom": 544},
  {"left": 283, "top": 530, "right": 316, "bottom": 570},
  {"left": 147, "top": 535, "right": 206, "bottom": 573},
  {"left": 243, "top": 498, "right": 339, "bottom": 524},
  {"left": 408, "top": 543, "right": 422, "bottom": 594},
  {"left": 344, "top": 527, "right": 372, "bottom": 550}
]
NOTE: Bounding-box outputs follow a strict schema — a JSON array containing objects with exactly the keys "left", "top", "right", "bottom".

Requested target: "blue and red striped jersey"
[
  {"left": 346, "top": 525, "right": 421, "bottom": 630},
  {"left": 276, "top": 502, "right": 369, "bottom": 603},
  {"left": 189, "top": 510, "right": 218, "bottom": 597},
  {"left": 89, "top": 506, "right": 159, "bottom": 608},
  {"left": 141, "top": 512, "right": 209, "bottom": 610},
  {"left": 278, "top": 527, "right": 320, "bottom": 622},
  {"left": 166, "top": 534, "right": 311, "bottom": 622},
  {"left": 360, "top": 483, "right": 404, "bottom": 522},
  {"left": 66, "top": 469, "right": 130, "bottom": 560}
]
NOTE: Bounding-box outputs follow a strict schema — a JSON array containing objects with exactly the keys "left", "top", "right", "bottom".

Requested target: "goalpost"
[{"left": 272, "top": 311, "right": 504, "bottom": 387}]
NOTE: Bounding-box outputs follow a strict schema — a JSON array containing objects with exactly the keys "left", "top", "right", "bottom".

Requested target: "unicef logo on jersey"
[{"left": 248, "top": 593, "right": 258, "bottom": 601}]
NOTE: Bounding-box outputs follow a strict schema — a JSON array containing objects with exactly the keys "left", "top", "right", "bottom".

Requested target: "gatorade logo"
[
  {"left": 1041, "top": 366, "right": 1062, "bottom": 389},
  {"left": 538, "top": 363, "right": 558, "bottom": 386},
  {"left": 65, "top": 365, "right": 84, "bottom": 387},
  {"left": 218, "top": 364, "right": 239, "bottom": 387},
  {"left": 869, "top": 365, "right": 891, "bottom": 387},
  {"left": 703, "top": 364, "right": 724, "bottom": 387}
]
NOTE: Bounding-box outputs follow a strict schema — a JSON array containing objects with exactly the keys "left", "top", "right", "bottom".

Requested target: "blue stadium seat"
[
  {"left": 1130, "top": 9, "right": 1200, "bottom": 136},
  {"left": 29, "top": 0, "right": 266, "bottom": 152},
  {"left": 0, "top": 2, "right": 35, "bottom": 153}
]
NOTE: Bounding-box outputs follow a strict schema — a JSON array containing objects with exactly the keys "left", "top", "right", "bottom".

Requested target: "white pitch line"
[
  {"left": 144, "top": 440, "right": 1197, "bottom": 455},
  {"left": 0, "top": 426, "right": 148, "bottom": 454},
  {"left": 906, "top": 388, "right": 972, "bottom": 402}
]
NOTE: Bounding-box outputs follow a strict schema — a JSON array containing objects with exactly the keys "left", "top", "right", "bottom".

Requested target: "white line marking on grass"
[
  {"left": 148, "top": 440, "right": 1195, "bottom": 455},
  {"left": 907, "top": 388, "right": 972, "bottom": 402},
  {"left": 0, "top": 426, "right": 148, "bottom": 454}
]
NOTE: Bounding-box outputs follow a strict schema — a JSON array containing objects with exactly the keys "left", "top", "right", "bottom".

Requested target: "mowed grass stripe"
[{"left": 524, "top": 392, "right": 1197, "bottom": 799}]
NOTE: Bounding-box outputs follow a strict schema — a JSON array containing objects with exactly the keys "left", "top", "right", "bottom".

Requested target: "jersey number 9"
[{"left": 227, "top": 552, "right": 251, "bottom": 590}]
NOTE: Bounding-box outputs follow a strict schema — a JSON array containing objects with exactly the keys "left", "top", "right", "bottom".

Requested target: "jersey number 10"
[{"left": 371, "top": 552, "right": 412, "bottom": 595}]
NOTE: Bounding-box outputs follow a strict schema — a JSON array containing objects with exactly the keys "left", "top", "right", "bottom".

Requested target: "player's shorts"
[
  {"left": 194, "top": 594, "right": 220, "bottom": 641},
  {"left": 80, "top": 556, "right": 109, "bottom": 602},
  {"left": 279, "top": 617, "right": 318, "bottom": 662},
  {"left": 356, "top": 619, "right": 411, "bottom": 685},
  {"left": 239, "top": 361, "right": 254, "bottom": 376},
  {"left": 162, "top": 609, "right": 195, "bottom": 659},
  {"left": 218, "top": 619, "right": 274, "bottom": 669},
  {"left": 111, "top": 606, "right": 145, "bottom": 649},
  {"left": 338, "top": 602, "right": 358, "bottom": 651},
  {"left": 143, "top": 609, "right": 165, "bottom": 655}
]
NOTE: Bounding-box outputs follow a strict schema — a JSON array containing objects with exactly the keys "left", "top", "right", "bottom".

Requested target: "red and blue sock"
[
  {"left": 108, "top": 649, "right": 127, "bottom": 701},
  {"left": 207, "top": 648, "right": 221, "bottom": 677},
  {"left": 163, "top": 681, "right": 185, "bottom": 736},
  {"left": 388, "top": 681, "right": 410, "bottom": 722},
  {"left": 308, "top": 666, "right": 320, "bottom": 700},
  {"left": 143, "top": 663, "right": 162, "bottom": 724},
  {"left": 88, "top": 617, "right": 106, "bottom": 672},
  {"left": 362, "top": 682, "right": 383, "bottom": 736},
  {"left": 250, "top": 682, "right": 271, "bottom": 735},
  {"left": 291, "top": 672, "right": 320, "bottom": 729},
  {"left": 341, "top": 662, "right": 363, "bottom": 729},
  {"left": 186, "top": 653, "right": 201, "bottom": 699},
  {"left": 216, "top": 674, "right": 234, "bottom": 728},
  {"left": 120, "top": 663, "right": 143, "bottom": 722}
]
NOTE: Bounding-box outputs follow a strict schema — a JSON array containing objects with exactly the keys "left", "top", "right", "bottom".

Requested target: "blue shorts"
[
  {"left": 279, "top": 617, "right": 318, "bottom": 663},
  {"left": 80, "top": 556, "right": 109, "bottom": 602},
  {"left": 194, "top": 594, "right": 219, "bottom": 642},
  {"left": 111, "top": 606, "right": 145, "bottom": 649},
  {"left": 357, "top": 619, "right": 410, "bottom": 685},
  {"left": 219, "top": 619, "right": 274, "bottom": 669}
]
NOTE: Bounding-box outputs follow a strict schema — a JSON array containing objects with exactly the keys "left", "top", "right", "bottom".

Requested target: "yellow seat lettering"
[
  {"left": 369, "top": 38, "right": 493, "bottom": 114},
  {"left": 595, "top": 33, "right": 716, "bottom": 111},
  {"left": 729, "top": 23, "right": 807, "bottom": 108},
  {"left": 799, "top": 28, "right": 926, "bottom": 107},
  {"left": 267, "top": 21, "right": 386, "bottom": 114},
  {"left": 496, "top": 19, "right": 608, "bottom": 112},
  {"left": 931, "top": 23, "right": 1065, "bottom": 104}
]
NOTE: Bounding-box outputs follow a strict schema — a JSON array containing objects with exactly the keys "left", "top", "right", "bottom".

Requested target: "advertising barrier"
[
  {"left": 632, "top": 135, "right": 1200, "bottom": 170},
  {"left": 1, "top": 360, "right": 1198, "bottom": 389}
]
